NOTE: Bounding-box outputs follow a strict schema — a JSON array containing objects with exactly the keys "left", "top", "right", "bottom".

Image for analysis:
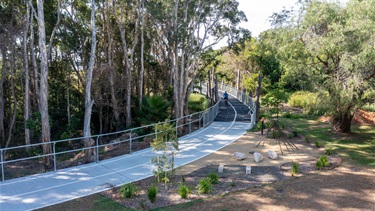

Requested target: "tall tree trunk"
[
  {"left": 105, "top": 0, "right": 120, "bottom": 130},
  {"left": 255, "top": 74, "right": 262, "bottom": 122},
  {"left": 116, "top": 0, "right": 140, "bottom": 128},
  {"left": 236, "top": 69, "right": 240, "bottom": 90},
  {"left": 139, "top": 0, "right": 145, "bottom": 106},
  {"left": 37, "top": 0, "right": 53, "bottom": 169},
  {"left": 29, "top": 3, "right": 39, "bottom": 111},
  {"left": 23, "top": 3, "right": 31, "bottom": 149},
  {"left": 83, "top": 0, "right": 97, "bottom": 163},
  {"left": 0, "top": 47, "right": 5, "bottom": 142},
  {"left": 5, "top": 35, "right": 17, "bottom": 149}
]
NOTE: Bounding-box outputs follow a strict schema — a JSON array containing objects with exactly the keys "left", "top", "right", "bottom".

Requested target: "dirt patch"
[
  {"left": 318, "top": 109, "right": 375, "bottom": 126},
  {"left": 96, "top": 133, "right": 343, "bottom": 210}
]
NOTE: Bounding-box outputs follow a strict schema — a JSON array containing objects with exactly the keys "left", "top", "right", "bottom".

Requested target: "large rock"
[
  {"left": 253, "top": 152, "right": 263, "bottom": 163},
  {"left": 233, "top": 152, "right": 246, "bottom": 160},
  {"left": 267, "top": 150, "right": 278, "bottom": 160}
]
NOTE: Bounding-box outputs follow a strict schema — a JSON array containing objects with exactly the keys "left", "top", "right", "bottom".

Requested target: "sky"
[
  {"left": 237, "top": 0, "right": 349, "bottom": 37},
  {"left": 237, "top": 0, "right": 297, "bottom": 37}
]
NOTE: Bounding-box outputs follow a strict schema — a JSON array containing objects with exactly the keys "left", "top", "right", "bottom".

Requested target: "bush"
[
  {"left": 288, "top": 91, "right": 328, "bottom": 115},
  {"left": 282, "top": 112, "right": 293, "bottom": 118},
  {"left": 315, "top": 140, "right": 321, "bottom": 148},
  {"left": 119, "top": 183, "right": 138, "bottom": 198},
  {"left": 291, "top": 162, "right": 300, "bottom": 176},
  {"left": 196, "top": 177, "right": 212, "bottom": 194},
  {"left": 147, "top": 185, "right": 157, "bottom": 203},
  {"left": 188, "top": 93, "right": 209, "bottom": 113},
  {"left": 325, "top": 148, "right": 333, "bottom": 155},
  {"left": 178, "top": 183, "right": 191, "bottom": 199},
  {"left": 208, "top": 173, "right": 219, "bottom": 184},
  {"left": 292, "top": 130, "right": 298, "bottom": 137},
  {"left": 316, "top": 155, "right": 330, "bottom": 169}
]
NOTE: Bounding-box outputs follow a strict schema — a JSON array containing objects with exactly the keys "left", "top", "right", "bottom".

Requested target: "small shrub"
[
  {"left": 181, "top": 175, "right": 185, "bottom": 183},
  {"left": 305, "top": 136, "right": 311, "bottom": 143},
  {"left": 315, "top": 140, "right": 321, "bottom": 148},
  {"left": 292, "top": 130, "right": 298, "bottom": 137},
  {"left": 188, "top": 93, "right": 209, "bottom": 113},
  {"left": 282, "top": 112, "right": 293, "bottom": 118},
  {"left": 119, "top": 183, "right": 138, "bottom": 198},
  {"left": 287, "top": 133, "right": 293, "bottom": 139},
  {"left": 196, "top": 177, "right": 212, "bottom": 194},
  {"left": 230, "top": 179, "right": 236, "bottom": 187},
  {"left": 291, "top": 162, "right": 300, "bottom": 176},
  {"left": 147, "top": 185, "right": 157, "bottom": 203},
  {"left": 178, "top": 183, "right": 191, "bottom": 199},
  {"left": 208, "top": 173, "right": 219, "bottom": 184},
  {"left": 316, "top": 155, "right": 330, "bottom": 169},
  {"left": 325, "top": 148, "right": 333, "bottom": 155},
  {"left": 288, "top": 91, "right": 328, "bottom": 115}
]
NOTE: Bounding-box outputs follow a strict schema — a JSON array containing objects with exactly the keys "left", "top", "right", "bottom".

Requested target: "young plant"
[
  {"left": 291, "top": 162, "right": 300, "bottom": 176},
  {"left": 178, "top": 183, "right": 191, "bottom": 199},
  {"left": 119, "top": 183, "right": 138, "bottom": 198},
  {"left": 147, "top": 185, "right": 157, "bottom": 203},
  {"left": 315, "top": 141, "right": 321, "bottom": 148},
  {"left": 305, "top": 136, "right": 311, "bottom": 143},
  {"left": 208, "top": 173, "right": 219, "bottom": 184},
  {"left": 316, "top": 155, "right": 330, "bottom": 169},
  {"left": 325, "top": 148, "right": 333, "bottom": 155},
  {"left": 196, "top": 177, "right": 212, "bottom": 194}
]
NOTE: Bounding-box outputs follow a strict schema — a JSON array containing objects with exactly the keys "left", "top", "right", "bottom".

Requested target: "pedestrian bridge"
[{"left": 0, "top": 84, "right": 256, "bottom": 210}]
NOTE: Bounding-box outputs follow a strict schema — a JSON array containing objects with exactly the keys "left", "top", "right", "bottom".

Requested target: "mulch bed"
[{"left": 100, "top": 154, "right": 343, "bottom": 210}]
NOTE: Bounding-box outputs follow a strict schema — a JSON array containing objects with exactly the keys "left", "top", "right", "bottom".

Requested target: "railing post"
[
  {"left": 189, "top": 115, "right": 192, "bottom": 134},
  {"left": 53, "top": 142, "right": 57, "bottom": 172},
  {"left": 1, "top": 149, "right": 4, "bottom": 182},
  {"left": 96, "top": 136, "right": 100, "bottom": 163},
  {"left": 130, "top": 130, "right": 133, "bottom": 154}
]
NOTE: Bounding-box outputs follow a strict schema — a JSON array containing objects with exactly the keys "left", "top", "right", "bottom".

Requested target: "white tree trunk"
[
  {"left": 0, "top": 47, "right": 5, "bottom": 141},
  {"left": 29, "top": 2, "right": 39, "bottom": 110},
  {"left": 139, "top": 0, "right": 145, "bottom": 106},
  {"left": 83, "top": 0, "right": 97, "bottom": 163},
  {"left": 37, "top": 0, "right": 53, "bottom": 169},
  {"left": 23, "top": 3, "right": 31, "bottom": 149}
]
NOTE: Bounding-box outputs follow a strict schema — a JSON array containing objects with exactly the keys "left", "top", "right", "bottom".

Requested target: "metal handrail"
[
  {"left": 0, "top": 84, "right": 251, "bottom": 182},
  {"left": 0, "top": 86, "right": 221, "bottom": 182}
]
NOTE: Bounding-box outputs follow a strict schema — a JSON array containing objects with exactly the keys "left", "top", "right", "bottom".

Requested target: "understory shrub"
[
  {"left": 188, "top": 93, "right": 209, "bottom": 113},
  {"left": 119, "top": 183, "right": 138, "bottom": 198},
  {"left": 208, "top": 173, "right": 219, "bottom": 184},
  {"left": 196, "top": 177, "right": 212, "bottom": 194},
  {"left": 288, "top": 91, "right": 328, "bottom": 115},
  {"left": 316, "top": 155, "right": 330, "bottom": 169},
  {"left": 178, "top": 183, "right": 191, "bottom": 199},
  {"left": 291, "top": 162, "right": 300, "bottom": 176},
  {"left": 325, "top": 148, "right": 333, "bottom": 155},
  {"left": 147, "top": 185, "right": 157, "bottom": 203}
]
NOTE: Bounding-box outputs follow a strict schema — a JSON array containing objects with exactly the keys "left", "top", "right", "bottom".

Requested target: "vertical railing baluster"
[
  {"left": 1, "top": 149, "right": 4, "bottom": 182},
  {"left": 53, "top": 142, "right": 57, "bottom": 172}
]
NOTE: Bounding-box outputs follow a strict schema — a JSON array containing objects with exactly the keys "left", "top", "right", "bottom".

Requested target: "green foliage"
[
  {"left": 291, "top": 162, "right": 300, "bottom": 176},
  {"left": 208, "top": 173, "right": 219, "bottom": 184},
  {"left": 178, "top": 183, "right": 191, "bottom": 199},
  {"left": 288, "top": 91, "right": 328, "bottom": 115},
  {"left": 305, "top": 136, "right": 311, "bottom": 143},
  {"left": 196, "top": 177, "right": 212, "bottom": 194},
  {"left": 315, "top": 141, "right": 321, "bottom": 148},
  {"left": 25, "top": 112, "right": 42, "bottom": 137},
  {"left": 151, "top": 121, "right": 179, "bottom": 183},
  {"left": 292, "top": 130, "right": 298, "bottom": 137},
  {"left": 362, "top": 103, "right": 375, "bottom": 112},
  {"left": 316, "top": 156, "right": 330, "bottom": 169},
  {"left": 147, "top": 185, "right": 157, "bottom": 203},
  {"left": 325, "top": 148, "right": 333, "bottom": 155},
  {"left": 282, "top": 112, "right": 293, "bottom": 118},
  {"left": 137, "top": 96, "right": 171, "bottom": 126},
  {"left": 188, "top": 93, "right": 209, "bottom": 113},
  {"left": 119, "top": 183, "right": 138, "bottom": 198}
]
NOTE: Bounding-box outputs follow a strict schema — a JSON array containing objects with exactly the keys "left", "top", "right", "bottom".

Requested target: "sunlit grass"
[{"left": 285, "top": 114, "right": 375, "bottom": 166}]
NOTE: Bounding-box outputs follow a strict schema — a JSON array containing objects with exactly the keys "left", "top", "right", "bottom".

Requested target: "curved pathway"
[{"left": 0, "top": 96, "right": 252, "bottom": 211}]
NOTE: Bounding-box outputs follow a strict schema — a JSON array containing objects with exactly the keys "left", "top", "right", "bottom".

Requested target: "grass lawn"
[{"left": 283, "top": 114, "right": 375, "bottom": 166}]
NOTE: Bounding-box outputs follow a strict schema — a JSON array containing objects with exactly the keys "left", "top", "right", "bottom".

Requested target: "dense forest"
[{"left": 0, "top": 0, "right": 374, "bottom": 167}]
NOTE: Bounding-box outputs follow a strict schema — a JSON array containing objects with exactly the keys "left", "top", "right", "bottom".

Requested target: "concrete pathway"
[{"left": 0, "top": 98, "right": 252, "bottom": 211}]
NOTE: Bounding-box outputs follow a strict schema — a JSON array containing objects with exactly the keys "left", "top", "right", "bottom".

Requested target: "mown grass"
[{"left": 284, "top": 113, "right": 375, "bottom": 166}]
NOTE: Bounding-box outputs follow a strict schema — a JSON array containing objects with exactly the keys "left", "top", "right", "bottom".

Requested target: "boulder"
[
  {"left": 233, "top": 152, "right": 246, "bottom": 160},
  {"left": 253, "top": 152, "right": 263, "bottom": 163},
  {"left": 267, "top": 150, "right": 278, "bottom": 160}
]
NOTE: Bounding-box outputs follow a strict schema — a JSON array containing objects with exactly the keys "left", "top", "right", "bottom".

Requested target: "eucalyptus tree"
[
  {"left": 82, "top": 0, "right": 97, "bottom": 162},
  {"left": 148, "top": 0, "right": 247, "bottom": 119},
  {"left": 299, "top": 0, "right": 375, "bottom": 132}
]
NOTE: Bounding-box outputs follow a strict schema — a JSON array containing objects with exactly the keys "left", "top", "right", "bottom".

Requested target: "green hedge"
[
  {"left": 288, "top": 91, "right": 328, "bottom": 115},
  {"left": 188, "top": 93, "right": 209, "bottom": 113}
]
